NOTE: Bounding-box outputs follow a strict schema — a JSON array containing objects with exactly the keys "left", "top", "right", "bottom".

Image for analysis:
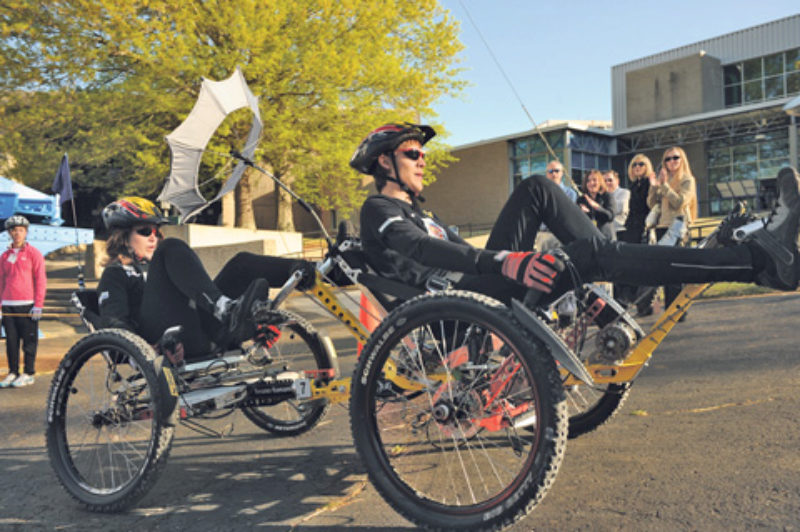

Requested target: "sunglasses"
[
  {"left": 547, "top": 169, "right": 562, "bottom": 174},
  {"left": 400, "top": 149, "right": 425, "bottom": 161},
  {"left": 632, "top": 161, "right": 646, "bottom": 167},
  {"left": 134, "top": 226, "right": 163, "bottom": 238},
  {"left": 664, "top": 156, "right": 681, "bottom": 162}
]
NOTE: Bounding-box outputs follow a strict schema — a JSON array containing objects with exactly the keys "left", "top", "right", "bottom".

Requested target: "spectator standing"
[
  {"left": 545, "top": 161, "right": 578, "bottom": 202},
  {"left": 604, "top": 170, "right": 630, "bottom": 239},
  {"left": 0, "top": 216, "right": 46, "bottom": 388},
  {"left": 647, "top": 146, "right": 698, "bottom": 315},
  {"left": 617, "top": 155, "right": 655, "bottom": 313},
  {"left": 577, "top": 169, "right": 615, "bottom": 240}
]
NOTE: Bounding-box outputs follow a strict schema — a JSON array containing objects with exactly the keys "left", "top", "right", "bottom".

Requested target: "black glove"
[{"left": 499, "top": 251, "right": 564, "bottom": 293}]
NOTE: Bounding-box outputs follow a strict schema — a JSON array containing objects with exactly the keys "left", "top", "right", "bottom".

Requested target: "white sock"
[{"left": 214, "top": 295, "right": 233, "bottom": 321}]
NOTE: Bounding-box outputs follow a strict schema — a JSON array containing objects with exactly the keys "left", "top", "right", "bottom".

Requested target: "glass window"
[
  {"left": 733, "top": 161, "right": 758, "bottom": 181},
  {"left": 743, "top": 57, "right": 762, "bottom": 81},
  {"left": 723, "top": 64, "right": 742, "bottom": 85},
  {"left": 759, "top": 139, "right": 789, "bottom": 160},
  {"left": 530, "top": 154, "right": 548, "bottom": 175},
  {"left": 546, "top": 131, "right": 564, "bottom": 150},
  {"left": 764, "top": 52, "right": 784, "bottom": 76},
  {"left": 785, "top": 48, "right": 800, "bottom": 72},
  {"left": 764, "top": 75, "right": 784, "bottom": 100},
  {"left": 743, "top": 80, "right": 763, "bottom": 103},
  {"left": 708, "top": 166, "right": 730, "bottom": 183},
  {"left": 571, "top": 152, "right": 583, "bottom": 168},
  {"left": 787, "top": 71, "right": 800, "bottom": 95},
  {"left": 514, "top": 139, "right": 528, "bottom": 157},
  {"left": 708, "top": 148, "right": 731, "bottom": 167},
  {"left": 733, "top": 144, "right": 757, "bottom": 163}
]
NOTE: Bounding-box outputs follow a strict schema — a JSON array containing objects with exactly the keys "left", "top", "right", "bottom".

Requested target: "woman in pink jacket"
[{"left": 0, "top": 216, "right": 46, "bottom": 388}]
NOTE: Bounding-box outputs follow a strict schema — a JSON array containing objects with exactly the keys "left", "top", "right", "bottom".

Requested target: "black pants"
[
  {"left": 138, "top": 239, "right": 306, "bottom": 358},
  {"left": 455, "top": 175, "right": 755, "bottom": 306},
  {"left": 2, "top": 303, "right": 38, "bottom": 375}
]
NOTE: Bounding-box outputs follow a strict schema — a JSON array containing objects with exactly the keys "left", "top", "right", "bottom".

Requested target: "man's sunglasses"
[
  {"left": 547, "top": 169, "right": 562, "bottom": 174},
  {"left": 664, "top": 156, "right": 681, "bottom": 162},
  {"left": 400, "top": 149, "right": 425, "bottom": 161},
  {"left": 632, "top": 161, "right": 646, "bottom": 167},
  {"left": 134, "top": 226, "right": 163, "bottom": 238}
]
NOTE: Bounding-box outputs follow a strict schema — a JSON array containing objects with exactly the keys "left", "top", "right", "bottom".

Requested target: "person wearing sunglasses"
[
  {"left": 545, "top": 161, "right": 578, "bottom": 202},
  {"left": 646, "top": 146, "right": 699, "bottom": 315},
  {"left": 353, "top": 123, "right": 800, "bottom": 308},
  {"left": 614, "top": 154, "right": 656, "bottom": 314},
  {"left": 97, "top": 197, "right": 311, "bottom": 359}
]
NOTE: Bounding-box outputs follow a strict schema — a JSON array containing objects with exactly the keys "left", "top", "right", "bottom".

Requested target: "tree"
[{"left": 0, "top": 0, "right": 463, "bottom": 230}]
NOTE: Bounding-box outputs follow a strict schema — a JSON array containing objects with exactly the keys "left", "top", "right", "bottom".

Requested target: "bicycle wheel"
[
  {"left": 350, "top": 291, "right": 567, "bottom": 531},
  {"left": 240, "top": 309, "right": 333, "bottom": 436},
  {"left": 46, "top": 329, "right": 175, "bottom": 512},
  {"left": 566, "top": 382, "right": 632, "bottom": 439}
]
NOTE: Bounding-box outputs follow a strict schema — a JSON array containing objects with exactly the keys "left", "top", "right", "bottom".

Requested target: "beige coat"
[{"left": 646, "top": 173, "right": 697, "bottom": 228}]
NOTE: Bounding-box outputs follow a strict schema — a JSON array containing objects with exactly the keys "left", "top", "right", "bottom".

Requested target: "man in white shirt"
[{"left": 604, "top": 170, "right": 630, "bottom": 240}]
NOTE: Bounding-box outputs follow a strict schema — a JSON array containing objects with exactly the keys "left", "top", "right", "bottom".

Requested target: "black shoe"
[
  {"left": 222, "top": 278, "right": 270, "bottom": 345},
  {"left": 749, "top": 167, "right": 800, "bottom": 290}
]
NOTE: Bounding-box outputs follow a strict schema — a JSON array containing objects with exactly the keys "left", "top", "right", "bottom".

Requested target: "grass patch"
[{"left": 699, "top": 282, "right": 776, "bottom": 299}]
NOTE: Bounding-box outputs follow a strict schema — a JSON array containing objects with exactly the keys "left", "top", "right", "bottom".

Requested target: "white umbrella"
[{"left": 158, "top": 67, "right": 262, "bottom": 222}]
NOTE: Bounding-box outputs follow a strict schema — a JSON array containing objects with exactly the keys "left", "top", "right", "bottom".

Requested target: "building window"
[
  {"left": 511, "top": 131, "right": 565, "bottom": 187},
  {"left": 724, "top": 47, "right": 800, "bottom": 108},
  {"left": 568, "top": 131, "right": 614, "bottom": 186},
  {"left": 706, "top": 129, "right": 790, "bottom": 214}
]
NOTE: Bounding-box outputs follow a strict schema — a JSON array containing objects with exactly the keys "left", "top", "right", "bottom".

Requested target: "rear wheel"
[
  {"left": 240, "top": 309, "right": 333, "bottom": 437},
  {"left": 566, "top": 382, "right": 632, "bottom": 439},
  {"left": 46, "top": 329, "right": 175, "bottom": 512},
  {"left": 351, "top": 291, "right": 567, "bottom": 531}
]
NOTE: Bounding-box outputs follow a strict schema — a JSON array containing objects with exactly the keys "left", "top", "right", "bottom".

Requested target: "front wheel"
[
  {"left": 240, "top": 309, "right": 333, "bottom": 437},
  {"left": 350, "top": 291, "right": 567, "bottom": 531},
  {"left": 46, "top": 329, "right": 175, "bottom": 512}
]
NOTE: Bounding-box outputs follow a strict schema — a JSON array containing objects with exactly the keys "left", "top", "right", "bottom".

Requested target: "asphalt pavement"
[{"left": 0, "top": 290, "right": 798, "bottom": 531}]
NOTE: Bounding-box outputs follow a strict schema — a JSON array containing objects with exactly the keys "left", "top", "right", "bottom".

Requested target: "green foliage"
[{"left": 0, "top": 0, "right": 464, "bottom": 226}]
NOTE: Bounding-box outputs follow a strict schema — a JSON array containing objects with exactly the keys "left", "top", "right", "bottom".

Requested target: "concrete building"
[{"left": 430, "top": 14, "right": 800, "bottom": 229}]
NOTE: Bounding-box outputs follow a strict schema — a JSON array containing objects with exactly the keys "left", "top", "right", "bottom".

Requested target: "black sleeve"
[
  {"left": 593, "top": 194, "right": 614, "bottom": 225},
  {"left": 362, "top": 197, "right": 499, "bottom": 275},
  {"left": 97, "top": 266, "right": 137, "bottom": 332}
]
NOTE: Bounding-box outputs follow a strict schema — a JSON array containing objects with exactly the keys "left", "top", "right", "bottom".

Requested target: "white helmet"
[{"left": 4, "top": 215, "right": 30, "bottom": 230}]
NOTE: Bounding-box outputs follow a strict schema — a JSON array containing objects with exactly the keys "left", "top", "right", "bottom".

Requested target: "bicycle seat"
[{"left": 71, "top": 289, "right": 102, "bottom": 331}]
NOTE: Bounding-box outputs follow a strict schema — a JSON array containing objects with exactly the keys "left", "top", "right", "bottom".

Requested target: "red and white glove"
[{"left": 499, "top": 251, "right": 564, "bottom": 293}]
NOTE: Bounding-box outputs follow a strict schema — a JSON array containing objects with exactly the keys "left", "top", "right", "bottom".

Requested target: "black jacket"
[
  {"left": 96, "top": 261, "right": 146, "bottom": 332},
  {"left": 360, "top": 195, "right": 498, "bottom": 290}
]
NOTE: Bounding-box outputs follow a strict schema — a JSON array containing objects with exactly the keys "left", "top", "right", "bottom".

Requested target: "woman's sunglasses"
[
  {"left": 632, "top": 161, "right": 646, "bottom": 167},
  {"left": 134, "top": 226, "right": 163, "bottom": 238},
  {"left": 400, "top": 149, "right": 425, "bottom": 161},
  {"left": 664, "top": 156, "right": 681, "bottom": 163}
]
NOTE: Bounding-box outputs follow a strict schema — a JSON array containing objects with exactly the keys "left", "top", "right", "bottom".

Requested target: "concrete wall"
[
  {"left": 88, "top": 224, "right": 302, "bottom": 280},
  {"left": 626, "top": 53, "right": 723, "bottom": 127},
  {"left": 423, "top": 141, "right": 511, "bottom": 231}
]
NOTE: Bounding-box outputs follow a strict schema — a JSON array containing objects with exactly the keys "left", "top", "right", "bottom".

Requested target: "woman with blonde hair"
[
  {"left": 616, "top": 154, "right": 655, "bottom": 312},
  {"left": 646, "top": 146, "right": 698, "bottom": 315}
]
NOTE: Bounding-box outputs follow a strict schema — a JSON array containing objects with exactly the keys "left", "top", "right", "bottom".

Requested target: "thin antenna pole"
[{"left": 457, "top": 0, "right": 577, "bottom": 189}]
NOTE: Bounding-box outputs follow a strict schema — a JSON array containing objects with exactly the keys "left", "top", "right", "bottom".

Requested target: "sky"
[{"left": 429, "top": 1, "right": 800, "bottom": 147}]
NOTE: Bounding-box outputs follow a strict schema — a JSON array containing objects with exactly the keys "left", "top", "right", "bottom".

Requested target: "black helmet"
[
  {"left": 4, "top": 215, "right": 30, "bottom": 230},
  {"left": 102, "top": 196, "right": 168, "bottom": 230},
  {"left": 350, "top": 123, "right": 435, "bottom": 175}
]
